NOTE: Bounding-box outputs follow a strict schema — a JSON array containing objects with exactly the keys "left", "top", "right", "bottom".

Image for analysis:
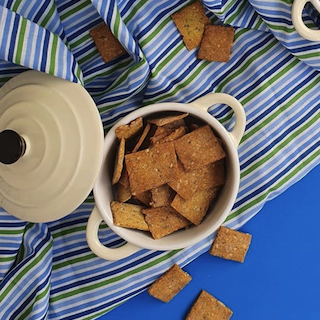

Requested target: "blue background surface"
[{"left": 99, "top": 164, "right": 320, "bottom": 320}]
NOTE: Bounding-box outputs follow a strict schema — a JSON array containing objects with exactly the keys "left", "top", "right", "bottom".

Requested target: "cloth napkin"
[{"left": 0, "top": 0, "right": 319, "bottom": 319}]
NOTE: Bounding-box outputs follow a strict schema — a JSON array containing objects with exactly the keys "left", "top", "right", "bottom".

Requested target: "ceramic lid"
[{"left": 0, "top": 71, "right": 104, "bottom": 222}]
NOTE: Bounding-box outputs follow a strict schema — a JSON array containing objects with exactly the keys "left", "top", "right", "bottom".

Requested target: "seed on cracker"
[
  {"left": 186, "top": 290, "right": 233, "bottom": 320},
  {"left": 198, "top": 25, "right": 235, "bottom": 62},
  {"left": 90, "top": 23, "right": 127, "bottom": 63},
  {"left": 143, "top": 206, "right": 191, "bottom": 239},
  {"left": 125, "top": 142, "right": 178, "bottom": 195},
  {"left": 174, "top": 125, "right": 226, "bottom": 171},
  {"left": 148, "top": 113, "right": 188, "bottom": 127},
  {"left": 210, "top": 226, "right": 252, "bottom": 263},
  {"left": 111, "top": 201, "right": 149, "bottom": 231},
  {"left": 150, "top": 184, "right": 176, "bottom": 208},
  {"left": 171, "top": 1, "right": 211, "bottom": 50},
  {"left": 132, "top": 123, "right": 151, "bottom": 152},
  {"left": 148, "top": 264, "right": 192, "bottom": 302},
  {"left": 115, "top": 117, "right": 143, "bottom": 140},
  {"left": 169, "top": 160, "right": 225, "bottom": 199},
  {"left": 134, "top": 191, "right": 152, "bottom": 207},
  {"left": 112, "top": 138, "right": 125, "bottom": 185},
  {"left": 171, "top": 187, "right": 219, "bottom": 225}
]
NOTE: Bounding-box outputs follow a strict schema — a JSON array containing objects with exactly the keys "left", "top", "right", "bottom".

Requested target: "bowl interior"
[{"left": 94, "top": 104, "right": 239, "bottom": 250}]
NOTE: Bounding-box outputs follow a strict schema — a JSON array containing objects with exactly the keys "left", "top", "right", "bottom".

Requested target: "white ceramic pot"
[
  {"left": 86, "top": 93, "right": 246, "bottom": 261},
  {"left": 292, "top": 0, "right": 320, "bottom": 41}
]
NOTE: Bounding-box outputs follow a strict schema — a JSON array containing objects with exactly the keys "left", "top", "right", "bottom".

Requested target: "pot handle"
[
  {"left": 86, "top": 206, "right": 141, "bottom": 260},
  {"left": 292, "top": 0, "right": 320, "bottom": 41},
  {"left": 189, "top": 93, "right": 246, "bottom": 147}
]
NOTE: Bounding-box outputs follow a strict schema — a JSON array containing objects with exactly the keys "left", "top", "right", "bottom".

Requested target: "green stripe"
[
  {"left": 49, "top": 36, "right": 58, "bottom": 75},
  {"left": 114, "top": 10, "right": 120, "bottom": 38},
  {"left": 123, "top": 0, "right": 149, "bottom": 24},
  {"left": 225, "top": 0, "right": 247, "bottom": 25},
  {"left": 53, "top": 252, "right": 96, "bottom": 271},
  {"left": 241, "top": 112, "right": 319, "bottom": 179},
  {"left": 70, "top": 34, "right": 91, "bottom": 50},
  {"left": 0, "top": 241, "right": 52, "bottom": 301},
  {"left": 60, "top": 0, "right": 91, "bottom": 21},
  {"left": 15, "top": 18, "right": 27, "bottom": 65},
  {"left": 227, "top": 149, "right": 320, "bottom": 221},
  {"left": 51, "top": 249, "right": 181, "bottom": 302},
  {"left": 12, "top": 0, "right": 24, "bottom": 12},
  {"left": 0, "top": 256, "right": 15, "bottom": 263},
  {"left": 78, "top": 49, "right": 99, "bottom": 65},
  {"left": 0, "top": 229, "right": 24, "bottom": 235},
  {"left": 296, "top": 52, "right": 320, "bottom": 59},
  {"left": 242, "top": 72, "right": 320, "bottom": 143},
  {"left": 17, "top": 281, "right": 51, "bottom": 320},
  {"left": 41, "top": 3, "right": 56, "bottom": 28}
]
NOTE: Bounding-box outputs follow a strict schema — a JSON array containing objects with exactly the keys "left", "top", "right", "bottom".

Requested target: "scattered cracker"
[
  {"left": 115, "top": 117, "right": 143, "bottom": 140},
  {"left": 210, "top": 226, "right": 252, "bottom": 263},
  {"left": 134, "top": 191, "right": 152, "bottom": 207},
  {"left": 150, "top": 129, "right": 174, "bottom": 145},
  {"left": 148, "top": 264, "right": 192, "bottom": 302},
  {"left": 125, "top": 142, "right": 178, "bottom": 195},
  {"left": 111, "top": 201, "right": 149, "bottom": 231},
  {"left": 174, "top": 125, "right": 226, "bottom": 171},
  {"left": 117, "top": 182, "right": 132, "bottom": 203},
  {"left": 186, "top": 290, "right": 233, "bottom": 320},
  {"left": 156, "top": 126, "right": 187, "bottom": 144},
  {"left": 119, "top": 166, "right": 130, "bottom": 187},
  {"left": 171, "top": 1, "right": 211, "bottom": 50},
  {"left": 150, "top": 184, "right": 176, "bottom": 208},
  {"left": 90, "top": 23, "right": 127, "bottom": 63},
  {"left": 198, "top": 25, "right": 235, "bottom": 62},
  {"left": 148, "top": 113, "right": 188, "bottom": 127},
  {"left": 132, "top": 123, "right": 151, "bottom": 152},
  {"left": 171, "top": 187, "right": 218, "bottom": 225},
  {"left": 169, "top": 160, "right": 225, "bottom": 199},
  {"left": 112, "top": 138, "right": 125, "bottom": 185},
  {"left": 143, "top": 206, "right": 190, "bottom": 239},
  {"left": 162, "top": 118, "right": 186, "bottom": 130}
]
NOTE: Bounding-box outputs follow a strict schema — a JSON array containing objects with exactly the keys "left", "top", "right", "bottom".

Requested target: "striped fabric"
[{"left": 0, "top": 0, "right": 319, "bottom": 319}]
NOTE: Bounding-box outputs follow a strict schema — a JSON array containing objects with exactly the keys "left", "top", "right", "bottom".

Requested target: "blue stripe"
[
  {"left": 7, "top": 13, "right": 19, "bottom": 61},
  {"left": 33, "top": 0, "right": 51, "bottom": 24},
  {"left": 40, "top": 30, "right": 50, "bottom": 71}
]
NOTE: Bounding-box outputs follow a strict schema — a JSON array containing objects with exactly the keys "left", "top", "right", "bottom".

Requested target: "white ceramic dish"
[{"left": 86, "top": 93, "right": 246, "bottom": 260}]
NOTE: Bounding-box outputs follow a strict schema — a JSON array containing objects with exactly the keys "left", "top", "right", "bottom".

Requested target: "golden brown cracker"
[
  {"left": 90, "top": 23, "right": 127, "bottom": 63},
  {"left": 132, "top": 123, "right": 151, "bottom": 152},
  {"left": 198, "top": 25, "right": 235, "bottom": 62},
  {"left": 117, "top": 182, "right": 132, "bottom": 203},
  {"left": 150, "top": 184, "right": 176, "bottom": 208},
  {"left": 171, "top": 1, "right": 211, "bottom": 50},
  {"left": 186, "top": 290, "right": 233, "bottom": 320},
  {"left": 112, "top": 138, "right": 125, "bottom": 185},
  {"left": 148, "top": 113, "right": 188, "bottom": 127},
  {"left": 119, "top": 166, "right": 130, "bottom": 187},
  {"left": 115, "top": 117, "right": 143, "bottom": 140},
  {"left": 169, "top": 160, "right": 225, "bottom": 199},
  {"left": 210, "top": 226, "right": 252, "bottom": 263},
  {"left": 125, "top": 142, "right": 178, "bottom": 195},
  {"left": 155, "top": 126, "right": 187, "bottom": 144},
  {"left": 143, "top": 206, "right": 190, "bottom": 239},
  {"left": 111, "top": 201, "right": 149, "bottom": 231},
  {"left": 134, "top": 191, "right": 152, "bottom": 207},
  {"left": 174, "top": 125, "right": 226, "bottom": 171},
  {"left": 190, "top": 124, "right": 200, "bottom": 131},
  {"left": 148, "top": 264, "right": 192, "bottom": 302},
  {"left": 171, "top": 187, "right": 218, "bottom": 225}
]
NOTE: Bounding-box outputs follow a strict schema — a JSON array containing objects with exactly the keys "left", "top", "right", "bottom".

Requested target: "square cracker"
[
  {"left": 171, "top": 1, "right": 211, "bottom": 50},
  {"left": 185, "top": 290, "right": 233, "bottom": 320},
  {"left": 143, "top": 206, "right": 190, "bottom": 239},
  {"left": 148, "top": 264, "right": 192, "bottom": 302},
  {"left": 125, "top": 142, "right": 178, "bottom": 195},
  {"left": 90, "top": 23, "right": 127, "bottom": 63},
  {"left": 198, "top": 25, "right": 235, "bottom": 62},
  {"left": 150, "top": 184, "right": 176, "bottom": 208},
  {"left": 174, "top": 125, "right": 226, "bottom": 171},
  {"left": 112, "top": 138, "right": 125, "bottom": 185},
  {"left": 115, "top": 117, "right": 143, "bottom": 140},
  {"left": 169, "top": 160, "right": 225, "bottom": 199},
  {"left": 171, "top": 187, "right": 218, "bottom": 225},
  {"left": 210, "top": 226, "right": 252, "bottom": 263},
  {"left": 111, "top": 201, "right": 149, "bottom": 231}
]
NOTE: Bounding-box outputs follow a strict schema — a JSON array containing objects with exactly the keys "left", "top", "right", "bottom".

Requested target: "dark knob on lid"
[{"left": 0, "top": 130, "right": 26, "bottom": 165}]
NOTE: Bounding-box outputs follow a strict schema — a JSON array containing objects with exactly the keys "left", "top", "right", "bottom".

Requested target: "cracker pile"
[
  {"left": 172, "top": 1, "right": 235, "bottom": 62},
  {"left": 111, "top": 113, "right": 227, "bottom": 239}
]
